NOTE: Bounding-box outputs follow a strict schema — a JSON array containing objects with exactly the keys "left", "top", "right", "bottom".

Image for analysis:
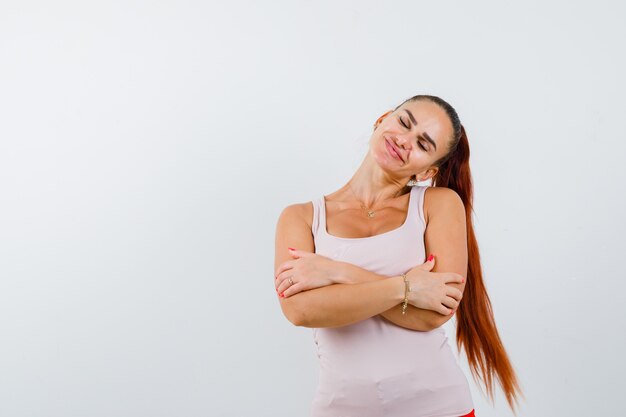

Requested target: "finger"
[
  {"left": 275, "top": 266, "right": 284, "bottom": 281},
  {"left": 275, "top": 272, "right": 292, "bottom": 290},
  {"left": 421, "top": 254, "right": 436, "bottom": 270},
  {"left": 442, "top": 296, "right": 459, "bottom": 310},
  {"left": 282, "top": 282, "right": 304, "bottom": 298},
  {"left": 275, "top": 264, "right": 294, "bottom": 285},
  {"left": 288, "top": 248, "right": 312, "bottom": 258},
  {"left": 446, "top": 287, "right": 463, "bottom": 302},
  {"left": 437, "top": 304, "right": 453, "bottom": 315},
  {"left": 276, "top": 277, "right": 294, "bottom": 294},
  {"left": 275, "top": 261, "right": 294, "bottom": 279},
  {"left": 444, "top": 273, "right": 465, "bottom": 284}
]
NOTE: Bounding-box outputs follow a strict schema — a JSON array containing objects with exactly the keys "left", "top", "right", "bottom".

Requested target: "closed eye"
[{"left": 398, "top": 116, "right": 427, "bottom": 151}]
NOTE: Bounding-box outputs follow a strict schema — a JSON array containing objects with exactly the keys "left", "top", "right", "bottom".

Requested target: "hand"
[
  {"left": 403, "top": 255, "right": 464, "bottom": 315},
  {"left": 275, "top": 248, "right": 344, "bottom": 297}
]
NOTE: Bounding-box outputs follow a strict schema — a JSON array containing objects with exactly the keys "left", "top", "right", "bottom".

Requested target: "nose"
[{"left": 395, "top": 135, "right": 410, "bottom": 149}]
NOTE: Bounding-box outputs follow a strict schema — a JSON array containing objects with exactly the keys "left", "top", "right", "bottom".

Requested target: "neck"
[{"left": 342, "top": 154, "right": 411, "bottom": 208}]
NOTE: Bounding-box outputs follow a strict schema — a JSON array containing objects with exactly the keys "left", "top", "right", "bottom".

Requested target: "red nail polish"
[
  {"left": 288, "top": 247, "right": 295, "bottom": 251},
  {"left": 427, "top": 254, "right": 434, "bottom": 262},
  {"left": 280, "top": 293, "right": 285, "bottom": 297}
]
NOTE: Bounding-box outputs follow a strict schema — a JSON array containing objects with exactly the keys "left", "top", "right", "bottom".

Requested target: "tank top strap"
[
  {"left": 310, "top": 196, "right": 324, "bottom": 241},
  {"left": 414, "top": 184, "right": 428, "bottom": 229},
  {"left": 396, "top": 184, "right": 424, "bottom": 232}
]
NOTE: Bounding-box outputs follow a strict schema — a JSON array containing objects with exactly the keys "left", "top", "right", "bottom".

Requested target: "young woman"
[{"left": 274, "top": 94, "right": 524, "bottom": 417}]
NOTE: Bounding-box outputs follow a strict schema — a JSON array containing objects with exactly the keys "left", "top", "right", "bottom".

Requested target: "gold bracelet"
[{"left": 401, "top": 273, "right": 410, "bottom": 315}]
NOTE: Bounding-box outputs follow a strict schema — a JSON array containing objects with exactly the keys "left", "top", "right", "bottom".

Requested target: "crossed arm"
[
  {"left": 278, "top": 262, "right": 440, "bottom": 331},
  {"left": 274, "top": 187, "right": 468, "bottom": 332}
]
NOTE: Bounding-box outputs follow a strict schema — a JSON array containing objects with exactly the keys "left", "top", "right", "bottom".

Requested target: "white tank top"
[{"left": 309, "top": 185, "right": 474, "bottom": 417}]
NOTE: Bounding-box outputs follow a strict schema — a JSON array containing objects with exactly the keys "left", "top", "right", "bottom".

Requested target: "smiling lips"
[{"left": 385, "top": 138, "right": 404, "bottom": 162}]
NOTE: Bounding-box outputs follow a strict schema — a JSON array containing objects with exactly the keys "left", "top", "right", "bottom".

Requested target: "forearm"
[
  {"left": 338, "top": 262, "right": 436, "bottom": 331},
  {"left": 290, "top": 276, "right": 405, "bottom": 328}
]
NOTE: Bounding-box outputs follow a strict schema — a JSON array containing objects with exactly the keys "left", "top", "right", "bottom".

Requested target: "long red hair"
[{"left": 397, "top": 95, "right": 525, "bottom": 414}]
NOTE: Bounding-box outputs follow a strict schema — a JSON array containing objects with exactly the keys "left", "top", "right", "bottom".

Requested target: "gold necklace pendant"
[
  {"left": 350, "top": 184, "right": 379, "bottom": 220},
  {"left": 349, "top": 183, "right": 405, "bottom": 220},
  {"left": 358, "top": 202, "right": 376, "bottom": 218}
]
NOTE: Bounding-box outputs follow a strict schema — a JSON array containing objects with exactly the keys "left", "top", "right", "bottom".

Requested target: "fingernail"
[
  {"left": 288, "top": 247, "right": 295, "bottom": 251},
  {"left": 280, "top": 292, "right": 285, "bottom": 297},
  {"left": 427, "top": 254, "right": 434, "bottom": 262}
]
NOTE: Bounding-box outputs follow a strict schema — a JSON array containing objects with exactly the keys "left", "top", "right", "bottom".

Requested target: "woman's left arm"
[{"left": 335, "top": 263, "right": 435, "bottom": 331}]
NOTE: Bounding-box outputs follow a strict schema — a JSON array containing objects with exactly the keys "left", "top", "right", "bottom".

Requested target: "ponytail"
[{"left": 434, "top": 125, "right": 525, "bottom": 414}]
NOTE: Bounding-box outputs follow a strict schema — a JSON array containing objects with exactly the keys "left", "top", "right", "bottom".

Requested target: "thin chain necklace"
[{"left": 347, "top": 183, "right": 402, "bottom": 219}]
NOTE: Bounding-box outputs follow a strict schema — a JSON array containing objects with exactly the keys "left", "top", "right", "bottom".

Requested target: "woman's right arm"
[{"left": 274, "top": 204, "right": 406, "bottom": 328}]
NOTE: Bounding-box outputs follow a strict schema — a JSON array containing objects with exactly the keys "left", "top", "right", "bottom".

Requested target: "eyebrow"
[{"left": 404, "top": 109, "right": 437, "bottom": 152}]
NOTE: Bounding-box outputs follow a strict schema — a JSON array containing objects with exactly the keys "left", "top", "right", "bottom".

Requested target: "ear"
[
  {"left": 374, "top": 110, "right": 394, "bottom": 129},
  {"left": 415, "top": 167, "right": 439, "bottom": 182}
]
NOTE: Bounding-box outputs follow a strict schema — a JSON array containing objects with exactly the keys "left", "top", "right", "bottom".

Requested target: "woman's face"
[{"left": 370, "top": 99, "right": 454, "bottom": 182}]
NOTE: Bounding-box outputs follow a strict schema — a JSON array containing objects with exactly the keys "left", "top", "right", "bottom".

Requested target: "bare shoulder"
[
  {"left": 274, "top": 201, "right": 315, "bottom": 270},
  {"left": 423, "top": 186, "right": 464, "bottom": 225},
  {"left": 277, "top": 201, "right": 314, "bottom": 229}
]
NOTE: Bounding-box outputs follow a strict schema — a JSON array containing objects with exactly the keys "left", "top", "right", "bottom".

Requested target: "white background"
[{"left": 1, "top": 1, "right": 625, "bottom": 416}]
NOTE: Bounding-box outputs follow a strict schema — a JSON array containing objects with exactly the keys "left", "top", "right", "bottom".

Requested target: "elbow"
[
  {"left": 291, "top": 310, "right": 312, "bottom": 327},
  {"left": 283, "top": 309, "right": 303, "bottom": 327},
  {"left": 420, "top": 319, "right": 438, "bottom": 332},
  {"left": 279, "top": 294, "right": 324, "bottom": 328},
  {"left": 288, "top": 312, "right": 306, "bottom": 327},
  {"left": 280, "top": 299, "right": 308, "bottom": 327},
  {"left": 419, "top": 319, "right": 439, "bottom": 332},
  {"left": 289, "top": 310, "right": 318, "bottom": 328},
  {"left": 428, "top": 315, "right": 452, "bottom": 331},
  {"left": 427, "top": 320, "right": 440, "bottom": 331}
]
